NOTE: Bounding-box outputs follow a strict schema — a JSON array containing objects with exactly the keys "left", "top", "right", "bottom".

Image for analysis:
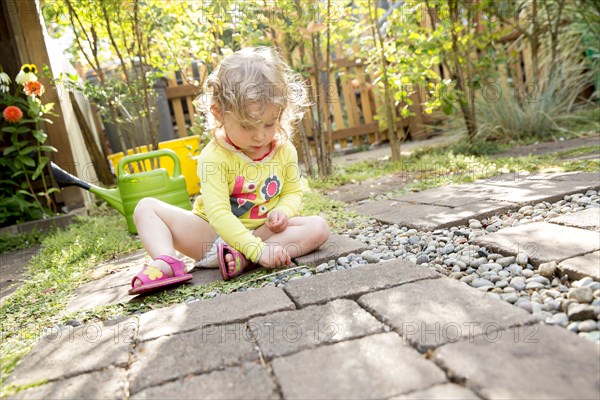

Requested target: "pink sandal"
[
  {"left": 129, "top": 255, "right": 193, "bottom": 295},
  {"left": 218, "top": 243, "right": 256, "bottom": 281}
]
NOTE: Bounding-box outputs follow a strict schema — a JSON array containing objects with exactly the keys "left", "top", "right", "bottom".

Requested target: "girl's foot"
[
  {"left": 132, "top": 259, "right": 174, "bottom": 288},
  {"left": 224, "top": 253, "right": 237, "bottom": 275},
  {"left": 129, "top": 255, "right": 193, "bottom": 295},
  {"left": 218, "top": 243, "right": 256, "bottom": 280}
]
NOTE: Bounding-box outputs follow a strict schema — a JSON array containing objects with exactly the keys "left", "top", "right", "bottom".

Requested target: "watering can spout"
[{"left": 50, "top": 162, "right": 125, "bottom": 215}]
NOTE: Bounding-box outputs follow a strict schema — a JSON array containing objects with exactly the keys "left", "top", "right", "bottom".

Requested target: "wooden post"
[{"left": 5, "top": 0, "right": 88, "bottom": 209}]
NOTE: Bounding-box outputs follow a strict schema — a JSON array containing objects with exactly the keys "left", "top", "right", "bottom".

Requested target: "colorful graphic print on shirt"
[{"left": 229, "top": 175, "right": 282, "bottom": 219}]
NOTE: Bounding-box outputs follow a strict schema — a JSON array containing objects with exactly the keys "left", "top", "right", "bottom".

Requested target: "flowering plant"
[{"left": 0, "top": 64, "right": 59, "bottom": 226}]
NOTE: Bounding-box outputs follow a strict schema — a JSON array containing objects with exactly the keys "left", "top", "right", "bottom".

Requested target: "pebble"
[
  {"left": 496, "top": 256, "right": 515, "bottom": 267},
  {"left": 337, "top": 256, "right": 349, "bottom": 265},
  {"left": 515, "top": 254, "right": 528, "bottom": 265},
  {"left": 510, "top": 277, "right": 526, "bottom": 291},
  {"left": 522, "top": 269, "right": 534, "bottom": 278},
  {"left": 567, "top": 303, "right": 597, "bottom": 321},
  {"left": 469, "top": 220, "right": 482, "bottom": 229},
  {"left": 472, "top": 278, "right": 494, "bottom": 288},
  {"left": 538, "top": 262, "right": 557, "bottom": 278},
  {"left": 501, "top": 293, "right": 519, "bottom": 303},
  {"left": 546, "top": 312, "right": 568, "bottom": 326},
  {"left": 526, "top": 275, "right": 550, "bottom": 285},
  {"left": 415, "top": 253, "right": 430, "bottom": 264},
  {"left": 526, "top": 282, "right": 545, "bottom": 290},
  {"left": 577, "top": 319, "right": 597, "bottom": 332},
  {"left": 316, "top": 263, "right": 329, "bottom": 273},
  {"left": 573, "top": 277, "right": 593, "bottom": 288},
  {"left": 580, "top": 331, "right": 600, "bottom": 341},
  {"left": 568, "top": 287, "right": 593, "bottom": 304}
]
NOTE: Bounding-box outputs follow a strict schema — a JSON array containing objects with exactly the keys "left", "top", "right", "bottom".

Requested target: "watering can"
[{"left": 51, "top": 149, "right": 192, "bottom": 234}]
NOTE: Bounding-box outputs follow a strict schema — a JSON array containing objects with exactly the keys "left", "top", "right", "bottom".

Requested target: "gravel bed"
[{"left": 264, "top": 190, "right": 600, "bottom": 342}]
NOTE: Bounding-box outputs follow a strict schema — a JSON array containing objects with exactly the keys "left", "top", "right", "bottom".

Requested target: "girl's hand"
[
  {"left": 266, "top": 211, "right": 288, "bottom": 233},
  {"left": 258, "top": 243, "right": 291, "bottom": 268}
]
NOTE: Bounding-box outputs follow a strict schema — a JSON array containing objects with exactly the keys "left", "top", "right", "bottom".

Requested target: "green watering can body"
[
  {"left": 114, "top": 149, "right": 191, "bottom": 234},
  {"left": 50, "top": 149, "right": 191, "bottom": 234}
]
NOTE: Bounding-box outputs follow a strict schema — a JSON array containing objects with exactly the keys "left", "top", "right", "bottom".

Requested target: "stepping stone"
[
  {"left": 271, "top": 333, "right": 447, "bottom": 399},
  {"left": 65, "top": 263, "right": 223, "bottom": 312},
  {"left": 354, "top": 199, "right": 511, "bottom": 230},
  {"left": 137, "top": 286, "right": 295, "bottom": 341},
  {"left": 524, "top": 171, "right": 600, "bottom": 182},
  {"left": 459, "top": 179, "right": 597, "bottom": 205},
  {"left": 558, "top": 251, "right": 600, "bottom": 281},
  {"left": 129, "top": 323, "right": 257, "bottom": 395},
  {"left": 325, "top": 174, "right": 404, "bottom": 203},
  {"left": 472, "top": 222, "right": 600, "bottom": 266},
  {"left": 550, "top": 208, "right": 600, "bottom": 231},
  {"left": 249, "top": 299, "right": 384, "bottom": 359},
  {"left": 6, "top": 320, "right": 136, "bottom": 387},
  {"left": 358, "top": 278, "right": 536, "bottom": 352},
  {"left": 66, "top": 284, "right": 132, "bottom": 313},
  {"left": 392, "top": 383, "right": 480, "bottom": 399},
  {"left": 294, "top": 234, "right": 368, "bottom": 266},
  {"left": 393, "top": 185, "right": 482, "bottom": 208},
  {"left": 9, "top": 367, "right": 127, "bottom": 400},
  {"left": 284, "top": 259, "right": 439, "bottom": 307},
  {"left": 431, "top": 324, "right": 600, "bottom": 399},
  {"left": 131, "top": 363, "right": 279, "bottom": 400}
]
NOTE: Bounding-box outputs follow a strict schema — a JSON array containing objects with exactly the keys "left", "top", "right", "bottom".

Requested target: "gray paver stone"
[
  {"left": 472, "top": 222, "right": 600, "bottom": 266},
  {"left": 558, "top": 251, "right": 600, "bottom": 281},
  {"left": 550, "top": 208, "right": 600, "bottom": 231},
  {"left": 458, "top": 177, "right": 599, "bottom": 205},
  {"left": 129, "top": 323, "right": 257, "bottom": 394},
  {"left": 295, "top": 234, "right": 368, "bottom": 266},
  {"left": 131, "top": 362, "right": 280, "bottom": 400},
  {"left": 431, "top": 324, "right": 600, "bottom": 399},
  {"left": 326, "top": 175, "right": 400, "bottom": 203},
  {"left": 358, "top": 278, "right": 536, "bottom": 352},
  {"left": 67, "top": 267, "right": 223, "bottom": 312},
  {"left": 272, "top": 333, "right": 447, "bottom": 399},
  {"left": 392, "top": 185, "right": 475, "bottom": 207},
  {"left": 249, "top": 299, "right": 384, "bottom": 359},
  {"left": 79, "top": 265, "right": 140, "bottom": 293},
  {"left": 391, "top": 383, "right": 480, "bottom": 399},
  {"left": 9, "top": 367, "right": 127, "bottom": 400},
  {"left": 137, "top": 286, "right": 295, "bottom": 341},
  {"left": 284, "top": 259, "right": 439, "bottom": 307},
  {"left": 66, "top": 284, "right": 132, "bottom": 313},
  {"left": 354, "top": 200, "right": 455, "bottom": 230},
  {"left": 525, "top": 171, "right": 600, "bottom": 182},
  {"left": 6, "top": 321, "right": 136, "bottom": 387}
]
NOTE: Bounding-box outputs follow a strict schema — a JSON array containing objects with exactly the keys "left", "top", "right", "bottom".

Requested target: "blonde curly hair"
[{"left": 195, "top": 47, "right": 310, "bottom": 147}]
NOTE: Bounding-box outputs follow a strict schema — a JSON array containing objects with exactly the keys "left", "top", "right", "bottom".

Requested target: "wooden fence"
[{"left": 162, "top": 56, "right": 437, "bottom": 155}]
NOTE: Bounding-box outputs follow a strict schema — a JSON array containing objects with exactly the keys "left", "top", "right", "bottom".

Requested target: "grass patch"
[
  {"left": 310, "top": 143, "right": 599, "bottom": 193},
  {"left": 0, "top": 210, "right": 142, "bottom": 396},
  {"left": 0, "top": 229, "right": 46, "bottom": 253}
]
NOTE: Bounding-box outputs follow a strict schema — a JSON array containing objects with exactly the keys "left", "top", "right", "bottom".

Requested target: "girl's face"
[{"left": 217, "top": 103, "right": 280, "bottom": 159}]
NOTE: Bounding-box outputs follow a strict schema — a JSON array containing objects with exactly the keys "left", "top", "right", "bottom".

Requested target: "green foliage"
[
  {"left": 0, "top": 229, "right": 46, "bottom": 253},
  {"left": 0, "top": 65, "right": 59, "bottom": 227}
]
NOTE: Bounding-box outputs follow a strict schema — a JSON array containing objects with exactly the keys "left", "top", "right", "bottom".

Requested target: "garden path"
[{"left": 6, "top": 165, "right": 600, "bottom": 399}]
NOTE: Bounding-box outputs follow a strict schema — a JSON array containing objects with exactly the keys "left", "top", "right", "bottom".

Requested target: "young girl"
[{"left": 129, "top": 47, "right": 330, "bottom": 295}]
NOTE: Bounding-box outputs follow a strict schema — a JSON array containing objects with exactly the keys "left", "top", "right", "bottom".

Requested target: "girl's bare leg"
[
  {"left": 224, "top": 216, "right": 330, "bottom": 272},
  {"left": 132, "top": 198, "right": 218, "bottom": 286}
]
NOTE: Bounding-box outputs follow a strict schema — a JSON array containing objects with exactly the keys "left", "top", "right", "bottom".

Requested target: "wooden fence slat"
[
  {"left": 329, "top": 77, "right": 345, "bottom": 130},
  {"left": 168, "top": 77, "right": 188, "bottom": 137}
]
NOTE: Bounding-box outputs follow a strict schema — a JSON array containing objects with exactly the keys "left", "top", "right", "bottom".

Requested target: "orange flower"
[
  {"left": 24, "top": 81, "right": 45, "bottom": 97},
  {"left": 3, "top": 106, "right": 23, "bottom": 123}
]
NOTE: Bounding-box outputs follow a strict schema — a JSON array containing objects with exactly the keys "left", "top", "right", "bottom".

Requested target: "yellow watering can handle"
[{"left": 117, "top": 149, "right": 183, "bottom": 177}]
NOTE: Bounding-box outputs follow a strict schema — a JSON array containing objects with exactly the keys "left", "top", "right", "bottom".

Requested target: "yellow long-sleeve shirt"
[{"left": 193, "top": 139, "right": 303, "bottom": 263}]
